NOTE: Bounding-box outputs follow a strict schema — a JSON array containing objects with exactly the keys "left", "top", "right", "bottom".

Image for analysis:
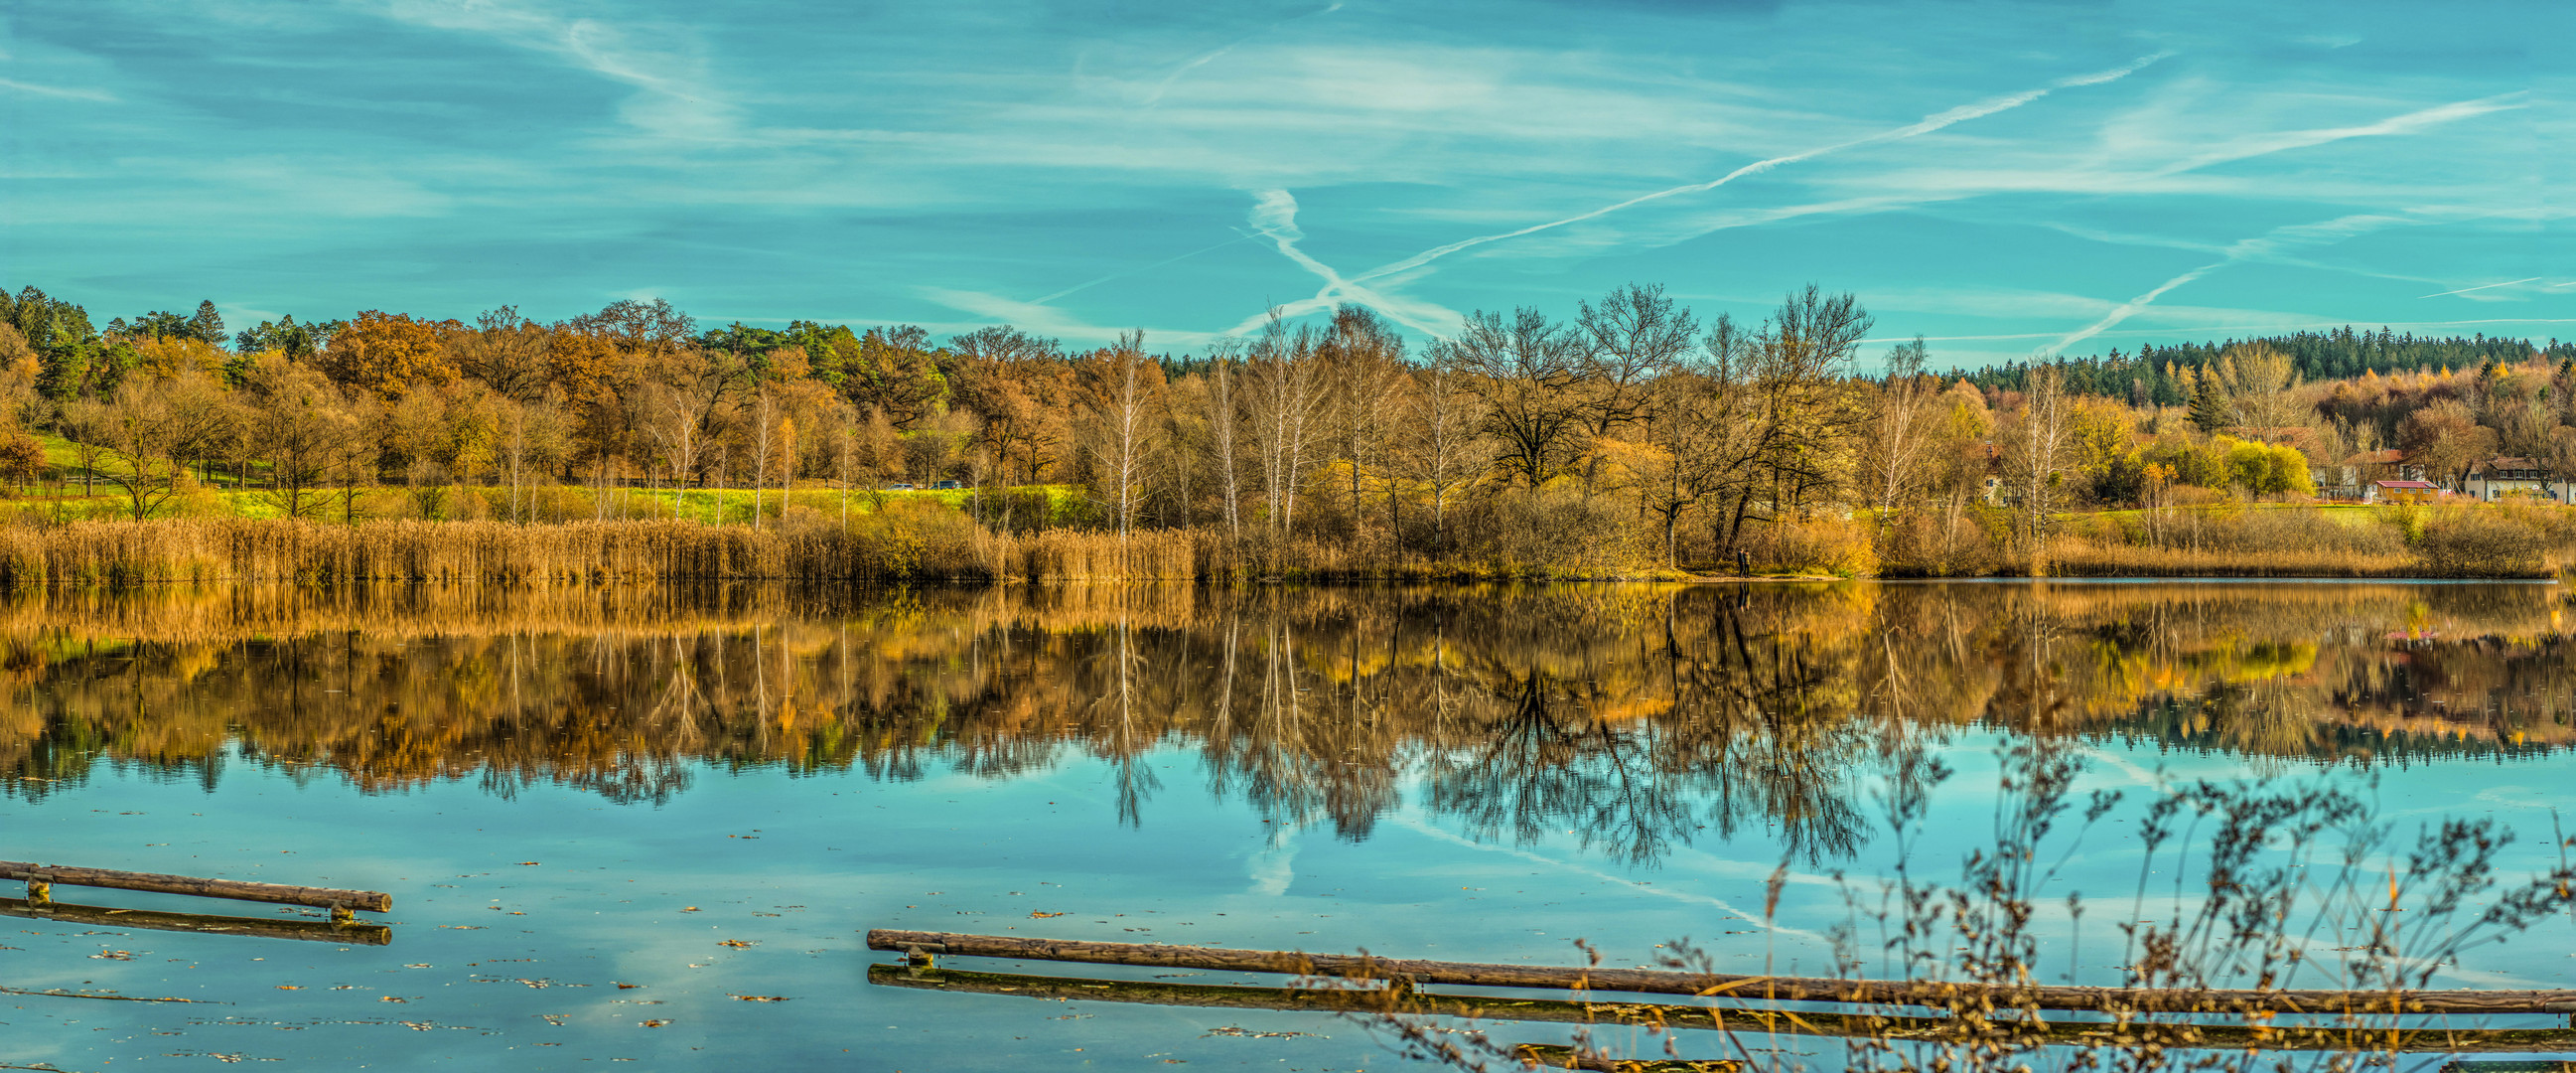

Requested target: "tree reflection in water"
[{"left": 1, "top": 581, "right": 2569, "bottom": 864}]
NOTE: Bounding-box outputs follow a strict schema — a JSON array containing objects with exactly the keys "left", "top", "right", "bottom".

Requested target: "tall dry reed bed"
[
  {"left": 0, "top": 517, "right": 1211, "bottom": 585},
  {"left": 0, "top": 515, "right": 1646, "bottom": 586},
  {"left": 13, "top": 502, "right": 2576, "bottom": 585}
]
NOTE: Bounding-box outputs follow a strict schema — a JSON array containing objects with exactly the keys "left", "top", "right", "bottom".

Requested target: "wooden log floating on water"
[
  {"left": 1512, "top": 1044, "right": 1741, "bottom": 1073},
  {"left": 0, "top": 861, "right": 391, "bottom": 915},
  {"left": 867, "top": 965, "right": 2576, "bottom": 1053},
  {"left": 865, "top": 930, "right": 2576, "bottom": 1017},
  {"left": 0, "top": 898, "right": 393, "bottom": 945}
]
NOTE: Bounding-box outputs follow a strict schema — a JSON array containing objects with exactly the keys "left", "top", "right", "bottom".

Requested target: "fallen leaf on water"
[
  {"left": 1030, "top": 911, "right": 1066, "bottom": 919},
  {"left": 680, "top": 907, "right": 700, "bottom": 913},
  {"left": 276, "top": 986, "right": 303, "bottom": 991},
  {"left": 717, "top": 939, "right": 757, "bottom": 948},
  {"left": 729, "top": 995, "right": 790, "bottom": 1002},
  {"left": 615, "top": 983, "right": 643, "bottom": 990},
  {"left": 516, "top": 861, "right": 541, "bottom": 866},
  {"left": 640, "top": 1019, "right": 669, "bottom": 1028}
]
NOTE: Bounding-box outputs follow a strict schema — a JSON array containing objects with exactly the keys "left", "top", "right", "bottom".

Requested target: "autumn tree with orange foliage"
[{"left": 321, "top": 311, "right": 462, "bottom": 398}]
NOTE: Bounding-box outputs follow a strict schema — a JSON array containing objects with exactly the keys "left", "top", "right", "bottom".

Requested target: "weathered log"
[
  {"left": 868, "top": 964, "right": 2576, "bottom": 1053},
  {"left": 0, "top": 897, "right": 392, "bottom": 945},
  {"left": 0, "top": 861, "right": 389, "bottom": 913},
  {"left": 1512, "top": 1044, "right": 1741, "bottom": 1072},
  {"left": 864, "top": 930, "right": 2576, "bottom": 1016},
  {"left": 0, "top": 985, "right": 210, "bottom": 1004}
]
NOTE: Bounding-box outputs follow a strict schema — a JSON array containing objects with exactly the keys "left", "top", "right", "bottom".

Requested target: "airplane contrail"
[
  {"left": 1227, "top": 189, "right": 1463, "bottom": 336},
  {"left": 2418, "top": 277, "right": 2538, "bottom": 299},
  {"left": 1032, "top": 234, "right": 1259, "bottom": 304},
  {"left": 2047, "top": 213, "right": 2415, "bottom": 353},
  {"left": 1343, "top": 52, "right": 2173, "bottom": 286}
]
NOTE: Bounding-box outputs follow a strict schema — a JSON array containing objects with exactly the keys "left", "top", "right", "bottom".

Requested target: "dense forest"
[
  {"left": 1954, "top": 327, "right": 2576, "bottom": 404},
  {"left": 4, "top": 280, "right": 2575, "bottom": 578}
]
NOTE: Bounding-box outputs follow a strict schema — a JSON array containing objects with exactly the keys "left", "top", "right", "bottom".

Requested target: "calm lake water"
[{"left": 3, "top": 581, "right": 2573, "bottom": 1071}]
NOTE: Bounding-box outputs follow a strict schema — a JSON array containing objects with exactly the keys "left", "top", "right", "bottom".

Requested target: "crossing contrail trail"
[{"left": 1343, "top": 52, "right": 2173, "bottom": 286}]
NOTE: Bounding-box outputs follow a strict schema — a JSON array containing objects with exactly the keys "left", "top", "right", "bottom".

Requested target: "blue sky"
[{"left": 2, "top": 0, "right": 2570, "bottom": 368}]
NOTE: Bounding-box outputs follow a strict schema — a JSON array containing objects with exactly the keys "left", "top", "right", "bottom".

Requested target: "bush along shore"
[{"left": 2, "top": 499, "right": 2572, "bottom": 585}]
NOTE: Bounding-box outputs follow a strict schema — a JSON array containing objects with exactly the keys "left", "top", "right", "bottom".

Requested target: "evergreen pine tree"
[
  {"left": 2190, "top": 367, "right": 2230, "bottom": 433},
  {"left": 190, "top": 300, "right": 226, "bottom": 347}
]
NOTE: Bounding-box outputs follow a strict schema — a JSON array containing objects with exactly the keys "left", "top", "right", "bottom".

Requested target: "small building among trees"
[
  {"left": 2460, "top": 457, "right": 2562, "bottom": 502},
  {"left": 2366, "top": 479, "right": 2439, "bottom": 504}
]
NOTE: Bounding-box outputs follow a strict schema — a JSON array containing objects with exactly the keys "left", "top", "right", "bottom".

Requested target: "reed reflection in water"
[{"left": 2, "top": 580, "right": 2569, "bottom": 866}]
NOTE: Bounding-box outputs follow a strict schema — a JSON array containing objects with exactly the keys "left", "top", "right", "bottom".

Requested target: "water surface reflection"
[{"left": 5, "top": 581, "right": 2569, "bottom": 867}]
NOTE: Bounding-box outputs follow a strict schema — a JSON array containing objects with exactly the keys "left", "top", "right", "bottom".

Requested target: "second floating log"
[{"left": 0, "top": 860, "right": 390, "bottom": 914}]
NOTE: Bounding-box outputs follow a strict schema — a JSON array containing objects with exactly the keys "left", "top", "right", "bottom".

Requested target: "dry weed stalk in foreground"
[{"left": 1348, "top": 740, "right": 2576, "bottom": 1072}]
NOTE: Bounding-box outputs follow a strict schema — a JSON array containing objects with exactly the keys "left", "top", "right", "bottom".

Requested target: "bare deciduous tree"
[
  {"left": 1865, "top": 336, "right": 1933, "bottom": 529},
  {"left": 1322, "top": 306, "right": 1407, "bottom": 537},
  {"left": 454, "top": 306, "right": 552, "bottom": 401},
  {"left": 1440, "top": 307, "right": 1585, "bottom": 488},
  {"left": 239, "top": 354, "right": 355, "bottom": 520},
  {"left": 1243, "top": 313, "right": 1325, "bottom": 536},
  {"left": 2008, "top": 365, "right": 2074, "bottom": 574},
  {"left": 1397, "top": 352, "right": 1491, "bottom": 556},
  {"left": 1204, "top": 343, "right": 1247, "bottom": 540},
  {"left": 1079, "top": 331, "right": 1162, "bottom": 540},
  {"left": 1575, "top": 283, "right": 1697, "bottom": 498},
  {"left": 99, "top": 372, "right": 235, "bottom": 520}
]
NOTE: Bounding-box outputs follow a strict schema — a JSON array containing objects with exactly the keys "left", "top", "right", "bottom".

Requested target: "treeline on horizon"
[
  {"left": 1954, "top": 326, "right": 2576, "bottom": 404},
  {"left": 6, "top": 278, "right": 2576, "bottom": 580}
]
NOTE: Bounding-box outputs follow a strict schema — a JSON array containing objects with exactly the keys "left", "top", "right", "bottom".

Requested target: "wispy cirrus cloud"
[
  {"left": 2, "top": 0, "right": 2564, "bottom": 352},
  {"left": 920, "top": 286, "right": 1221, "bottom": 349},
  {"left": 1343, "top": 53, "right": 2174, "bottom": 286},
  {"left": 0, "top": 77, "right": 117, "bottom": 102},
  {"left": 370, "top": 0, "right": 738, "bottom": 144}
]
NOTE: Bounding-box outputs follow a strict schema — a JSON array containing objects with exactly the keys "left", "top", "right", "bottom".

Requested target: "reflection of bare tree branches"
[{"left": 1429, "top": 671, "right": 1700, "bottom": 864}]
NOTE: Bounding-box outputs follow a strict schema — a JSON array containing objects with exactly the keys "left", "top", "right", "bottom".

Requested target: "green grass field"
[{"left": 8, "top": 432, "right": 1086, "bottom": 524}]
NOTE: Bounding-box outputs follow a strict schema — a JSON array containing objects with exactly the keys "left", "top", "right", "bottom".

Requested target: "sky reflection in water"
[{"left": 2, "top": 581, "right": 2572, "bottom": 1070}]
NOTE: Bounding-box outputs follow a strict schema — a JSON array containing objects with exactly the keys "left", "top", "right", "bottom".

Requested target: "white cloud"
[
  {"left": 0, "top": 77, "right": 116, "bottom": 102},
  {"left": 371, "top": 0, "right": 738, "bottom": 143}
]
